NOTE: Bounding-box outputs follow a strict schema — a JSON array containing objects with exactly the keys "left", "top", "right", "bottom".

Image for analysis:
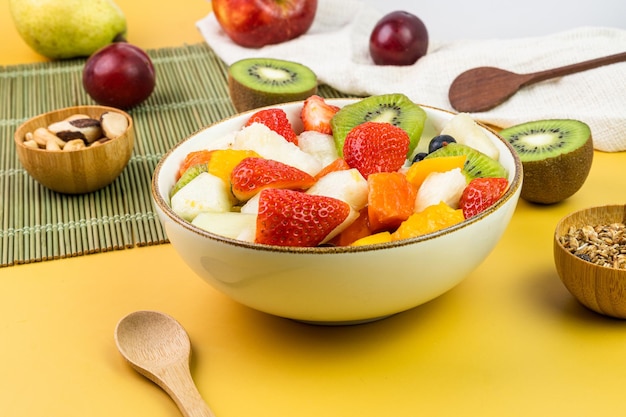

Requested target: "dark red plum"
[
  {"left": 83, "top": 42, "right": 155, "bottom": 109},
  {"left": 369, "top": 11, "right": 429, "bottom": 66}
]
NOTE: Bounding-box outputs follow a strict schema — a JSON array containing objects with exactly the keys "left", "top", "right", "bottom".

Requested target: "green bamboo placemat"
[{"left": 0, "top": 42, "right": 352, "bottom": 267}]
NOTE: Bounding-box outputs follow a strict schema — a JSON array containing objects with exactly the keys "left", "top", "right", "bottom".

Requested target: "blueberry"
[
  {"left": 428, "top": 134, "right": 456, "bottom": 153},
  {"left": 412, "top": 152, "right": 428, "bottom": 163}
]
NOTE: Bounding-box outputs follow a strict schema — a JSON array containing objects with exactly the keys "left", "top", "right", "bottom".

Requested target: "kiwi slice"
[
  {"left": 426, "top": 142, "right": 507, "bottom": 180},
  {"left": 499, "top": 119, "right": 593, "bottom": 204},
  {"left": 228, "top": 58, "right": 318, "bottom": 112},
  {"left": 170, "top": 164, "right": 208, "bottom": 198},
  {"left": 330, "top": 93, "right": 427, "bottom": 157}
]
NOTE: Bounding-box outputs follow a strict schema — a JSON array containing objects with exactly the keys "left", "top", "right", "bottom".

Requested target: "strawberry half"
[
  {"left": 300, "top": 95, "right": 341, "bottom": 134},
  {"left": 343, "top": 122, "right": 410, "bottom": 179},
  {"left": 230, "top": 157, "right": 316, "bottom": 201},
  {"left": 256, "top": 188, "right": 351, "bottom": 247},
  {"left": 245, "top": 108, "right": 298, "bottom": 144},
  {"left": 459, "top": 177, "right": 509, "bottom": 219}
]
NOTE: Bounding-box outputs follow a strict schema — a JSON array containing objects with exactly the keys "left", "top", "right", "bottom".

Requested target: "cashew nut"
[
  {"left": 33, "top": 127, "right": 66, "bottom": 149},
  {"left": 23, "top": 139, "right": 40, "bottom": 149},
  {"left": 63, "top": 139, "right": 86, "bottom": 152},
  {"left": 45, "top": 138, "right": 62, "bottom": 151}
]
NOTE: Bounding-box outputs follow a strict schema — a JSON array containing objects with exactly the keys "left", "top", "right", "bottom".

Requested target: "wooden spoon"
[
  {"left": 448, "top": 51, "right": 626, "bottom": 112},
  {"left": 114, "top": 310, "right": 216, "bottom": 417}
]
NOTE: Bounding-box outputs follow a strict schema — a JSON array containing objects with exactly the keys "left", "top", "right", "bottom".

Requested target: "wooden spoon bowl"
[
  {"left": 449, "top": 51, "right": 626, "bottom": 112},
  {"left": 114, "top": 310, "right": 215, "bottom": 417},
  {"left": 554, "top": 205, "right": 626, "bottom": 318},
  {"left": 14, "top": 105, "right": 134, "bottom": 194}
]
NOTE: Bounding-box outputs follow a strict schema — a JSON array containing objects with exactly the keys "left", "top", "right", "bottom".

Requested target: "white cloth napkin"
[{"left": 197, "top": 0, "right": 626, "bottom": 152}]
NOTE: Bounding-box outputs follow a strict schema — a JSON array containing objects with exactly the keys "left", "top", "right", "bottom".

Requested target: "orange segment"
[
  {"left": 391, "top": 201, "right": 464, "bottom": 240},
  {"left": 207, "top": 149, "right": 260, "bottom": 186},
  {"left": 367, "top": 172, "right": 418, "bottom": 233},
  {"left": 405, "top": 155, "right": 466, "bottom": 190}
]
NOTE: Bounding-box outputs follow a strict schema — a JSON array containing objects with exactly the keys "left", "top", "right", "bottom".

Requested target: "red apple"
[
  {"left": 369, "top": 11, "right": 429, "bottom": 66},
  {"left": 82, "top": 42, "right": 156, "bottom": 109},
  {"left": 212, "top": 0, "right": 318, "bottom": 48}
]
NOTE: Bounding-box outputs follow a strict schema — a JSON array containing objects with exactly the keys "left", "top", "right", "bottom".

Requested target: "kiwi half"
[
  {"left": 426, "top": 142, "right": 508, "bottom": 180},
  {"left": 499, "top": 119, "right": 593, "bottom": 204},
  {"left": 228, "top": 58, "right": 318, "bottom": 112},
  {"left": 330, "top": 93, "right": 427, "bottom": 157}
]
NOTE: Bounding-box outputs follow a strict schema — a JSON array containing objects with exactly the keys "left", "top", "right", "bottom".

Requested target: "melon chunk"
[{"left": 170, "top": 172, "right": 233, "bottom": 221}]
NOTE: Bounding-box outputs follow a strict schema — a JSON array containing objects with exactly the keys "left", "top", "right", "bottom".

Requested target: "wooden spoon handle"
[
  {"left": 523, "top": 51, "right": 626, "bottom": 86},
  {"left": 153, "top": 361, "right": 216, "bottom": 417}
]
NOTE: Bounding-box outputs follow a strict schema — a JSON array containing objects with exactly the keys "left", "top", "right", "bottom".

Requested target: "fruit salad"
[{"left": 168, "top": 94, "right": 510, "bottom": 247}]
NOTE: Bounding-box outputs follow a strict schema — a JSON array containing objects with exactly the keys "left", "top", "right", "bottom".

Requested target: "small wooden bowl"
[
  {"left": 14, "top": 105, "right": 134, "bottom": 194},
  {"left": 554, "top": 205, "right": 626, "bottom": 318}
]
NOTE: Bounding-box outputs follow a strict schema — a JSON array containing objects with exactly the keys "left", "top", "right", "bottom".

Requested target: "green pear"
[{"left": 9, "top": 0, "right": 127, "bottom": 60}]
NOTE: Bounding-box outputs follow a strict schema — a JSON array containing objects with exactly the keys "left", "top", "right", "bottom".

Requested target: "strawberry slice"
[
  {"left": 300, "top": 95, "right": 341, "bottom": 134},
  {"left": 245, "top": 108, "right": 298, "bottom": 144},
  {"left": 459, "top": 177, "right": 509, "bottom": 219},
  {"left": 343, "top": 121, "right": 410, "bottom": 178},
  {"left": 230, "top": 157, "right": 316, "bottom": 201},
  {"left": 256, "top": 188, "right": 351, "bottom": 247}
]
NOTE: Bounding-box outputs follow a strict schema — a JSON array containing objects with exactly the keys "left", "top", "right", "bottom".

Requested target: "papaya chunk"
[{"left": 367, "top": 172, "right": 418, "bottom": 233}]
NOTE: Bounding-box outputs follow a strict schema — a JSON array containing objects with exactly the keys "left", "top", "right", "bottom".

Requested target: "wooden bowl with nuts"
[
  {"left": 14, "top": 105, "right": 134, "bottom": 194},
  {"left": 554, "top": 205, "right": 626, "bottom": 318}
]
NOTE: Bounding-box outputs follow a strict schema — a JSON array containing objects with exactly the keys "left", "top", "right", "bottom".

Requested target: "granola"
[{"left": 559, "top": 222, "right": 626, "bottom": 269}]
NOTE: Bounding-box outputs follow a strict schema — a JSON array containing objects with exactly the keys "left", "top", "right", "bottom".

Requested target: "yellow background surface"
[{"left": 2, "top": 1, "right": 626, "bottom": 416}]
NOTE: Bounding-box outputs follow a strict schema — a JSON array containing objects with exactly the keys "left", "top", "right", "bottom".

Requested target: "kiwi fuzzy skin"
[
  {"left": 228, "top": 74, "right": 317, "bottom": 112},
  {"left": 520, "top": 135, "right": 594, "bottom": 204}
]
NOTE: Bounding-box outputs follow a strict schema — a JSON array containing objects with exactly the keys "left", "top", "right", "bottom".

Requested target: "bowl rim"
[
  {"left": 13, "top": 105, "right": 133, "bottom": 154},
  {"left": 151, "top": 99, "right": 523, "bottom": 254}
]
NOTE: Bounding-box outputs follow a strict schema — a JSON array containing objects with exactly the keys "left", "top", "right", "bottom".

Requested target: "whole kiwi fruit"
[
  {"left": 228, "top": 57, "right": 318, "bottom": 112},
  {"left": 499, "top": 119, "right": 593, "bottom": 204}
]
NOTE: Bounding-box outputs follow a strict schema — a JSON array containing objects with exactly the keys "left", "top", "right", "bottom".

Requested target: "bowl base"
[{"left": 294, "top": 313, "right": 396, "bottom": 326}]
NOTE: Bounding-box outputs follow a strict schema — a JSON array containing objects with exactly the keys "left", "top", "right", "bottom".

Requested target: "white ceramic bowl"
[{"left": 152, "top": 99, "right": 522, "bottom": 324}]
